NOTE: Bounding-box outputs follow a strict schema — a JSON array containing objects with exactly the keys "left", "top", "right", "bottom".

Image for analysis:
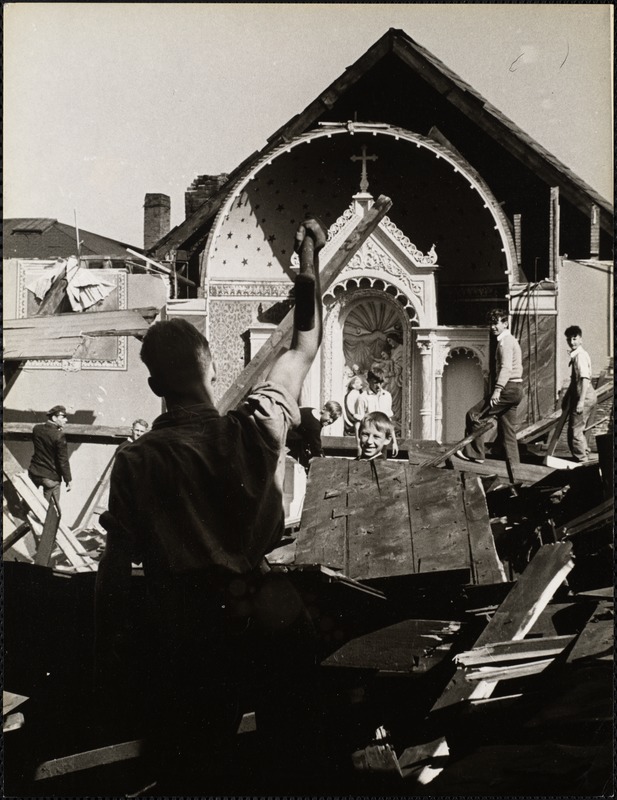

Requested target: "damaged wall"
[{"left": 4, "top": 267, "right": 168, "bottom": 527}]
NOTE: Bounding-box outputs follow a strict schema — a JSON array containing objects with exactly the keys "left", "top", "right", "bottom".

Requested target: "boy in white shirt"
[{"left": 564, "top": 325, "right": 597, "bottom": 462}]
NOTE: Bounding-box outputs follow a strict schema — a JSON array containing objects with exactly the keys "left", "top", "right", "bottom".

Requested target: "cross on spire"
[{"left": 350, "top": 145, "right": 378, "bottom": 193}]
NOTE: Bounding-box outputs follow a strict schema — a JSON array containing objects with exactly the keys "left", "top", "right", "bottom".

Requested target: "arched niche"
[
  {"left": 442, "top": 347, "right": 486, "bottom": 442},
  {"left": 322, "top": 285, "right": 418, "bottom": 437}
]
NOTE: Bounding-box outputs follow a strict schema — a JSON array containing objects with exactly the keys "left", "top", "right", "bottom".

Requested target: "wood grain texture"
[{"left": 294, "top": 458, "right": 498, "bottom": 585}]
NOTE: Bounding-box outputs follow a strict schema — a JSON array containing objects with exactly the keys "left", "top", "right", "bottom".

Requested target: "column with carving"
[
  {"left": 433, "top": 343, "right": 448, "bottom": 443},
  {"left": 417, "top": 339, "right": 434, "bottom": 440}
]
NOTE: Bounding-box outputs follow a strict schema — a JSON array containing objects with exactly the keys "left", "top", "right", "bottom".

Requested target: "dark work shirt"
[
  {"left": 29, "top": 421, "right": 72, "bottom": 483},
  {"left": 286, "top": 407, "right": 323, "bottom": 467},
  {"left": 100, "top": 382, "right": 300, "bottom": 584}
]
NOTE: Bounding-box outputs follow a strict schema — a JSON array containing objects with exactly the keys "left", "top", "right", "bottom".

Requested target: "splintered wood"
[{"left": 294, "top": 458, "right": 505, "bottom": 585}]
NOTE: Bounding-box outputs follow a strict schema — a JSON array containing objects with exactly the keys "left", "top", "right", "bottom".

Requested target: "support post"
[
  {"left": 590, "top": 204, "right": 600, "bottom": 259},
  {"left": 513, "top": 213, "right": 522, "bottom": 271},
  {"left": 549, "top": 187, "right": 560, "bottom": 280},
  {"left": 418, "top": 341, "right": 433, "bottom": 440}
]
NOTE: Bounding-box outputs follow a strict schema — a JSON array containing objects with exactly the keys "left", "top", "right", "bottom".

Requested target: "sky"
[{"left": 3, "top": 3, "right": 614, "bottom": 247}]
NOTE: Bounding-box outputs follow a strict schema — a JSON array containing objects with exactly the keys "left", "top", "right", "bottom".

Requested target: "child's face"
[
  {"left": 359, "top": 423, "right": 391, "bottom": 459},
  {"left": 368, "top": 378, "right": 383, "bottom": 393},
  {"left": 566, "top": 333, "right": 582, "bottom": 350},
  {"left": 319, "top": 409, "right": 334, "bottom": 427},
  {"left": 349, "top": 377, "right": 363, "bottom": 391}
]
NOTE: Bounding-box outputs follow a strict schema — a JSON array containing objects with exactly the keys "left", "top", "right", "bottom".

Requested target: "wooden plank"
[
  {"left": 461, "top": 474, "right": 506, "bottom": 585},
  {"left": 3, "top": 446, "right": 95, "bottom": 571},
  {"left": 516, "top": 383, "right": 613, "bottom": 443},
  {"left": 545, "top": 405, "right": 569, "bottom": 458},
  {"left": 34, "top": 740, "right": 144, "bottom": 781},
  {"left": 217, "top": 195, "right": 392, "bottom": 413},
  {"left": 76, "top": 452, "right": 116, "bottom": 532},
  {"left": 5, "top": 307, "right": 159, "bottom": 333},
  {"left": 294, "top": 458, "right": 349, "bottom": 570},
  {"left": 566, "top": 600, "right": 614, "bottom": 663},
  {"left": 473, "top": 542, "right": 574, "bottom": 648},
  {"left": 464, "top": 657, "right": 554, "bottom": 682},
  {"left": 450, "top": 455, "right": 555, "bottom": 485},
  {"left": 33, "top": 497, "right": 61, "bottom": 567},
  {"left": 2, "top": 521, "right": 31, "bottom": 553},
  {"left": 398, "top": 542, "right": 575, "bottom": 784},
  {"left": 407, "top": 470, "right": 471, "bottom": 576},
  {"left": 4, "top": 423, "right": 131, "bottom": 444},
  {"left": 419, "top": 420, "right": 495, "bottom": 469},
  {"left": 4, "top": 307, "right": 160, "bottom": 361},
  {"left": 4, "top": 338, "right": 82, "bottom": 361},
  {"left": 555, "top": 498, "right": 613, "bottom": 539},
  {"left": 454, "top": 634, "right": 576, "bottom": 666},
  {"left": 322, "top": 618, "right": 462, "bottom": 673},
  {"left": 346, "top": 460, "right": 413, "bottom": 580}
]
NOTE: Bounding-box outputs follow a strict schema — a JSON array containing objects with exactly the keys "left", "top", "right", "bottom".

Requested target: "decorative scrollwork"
[{"left": 380, "top": 217, "right": 438, "bottom": 264}]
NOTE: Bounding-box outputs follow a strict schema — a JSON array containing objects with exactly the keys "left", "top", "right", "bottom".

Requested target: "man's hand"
[
  {"left": 575, "top": 400, "right": 584, "bottom": 414},
  {"left": 65, "top": 482, "right": 72, "bottom": 492},
  {"left": 490, "top": 389, "right": 502, "bottom": 407}
]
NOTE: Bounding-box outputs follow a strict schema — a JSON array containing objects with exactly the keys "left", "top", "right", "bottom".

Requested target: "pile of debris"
[{"left": 3, "top": 418, "right": 612, "bottom": 795}]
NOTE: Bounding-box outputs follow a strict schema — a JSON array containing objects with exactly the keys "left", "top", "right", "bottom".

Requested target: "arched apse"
[{"left": 204, "top": 124, "right": 518, "bottom": 325}]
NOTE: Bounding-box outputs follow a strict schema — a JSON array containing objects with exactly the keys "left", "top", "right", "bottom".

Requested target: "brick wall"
[{"left": 144, "top": 193, "right": 170, "bottom": 251}]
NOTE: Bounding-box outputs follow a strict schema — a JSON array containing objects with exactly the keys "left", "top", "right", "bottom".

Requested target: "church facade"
[{"left": 149, "top": 29, "right": 612, "bottom": 442}]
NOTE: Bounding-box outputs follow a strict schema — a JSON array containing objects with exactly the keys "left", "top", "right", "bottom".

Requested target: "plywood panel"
[
  {"left": 294, "top": 458, "right": 349, "bottom": 570},
  {"left": 295, "top": 458, "right": 498, "bottom": 585},
  {"left": 347, "top": 460, "right": 413, "bottom": 580}
]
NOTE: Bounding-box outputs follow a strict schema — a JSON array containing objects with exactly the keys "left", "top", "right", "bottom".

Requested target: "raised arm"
[{"left": 266, "top": 215, "right": 327, "bottom": 400}]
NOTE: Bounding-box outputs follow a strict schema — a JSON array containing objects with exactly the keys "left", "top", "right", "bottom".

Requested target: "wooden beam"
[
  {"left": 391, "top": 38, "right": 612, "bottom": 231},
  {"left": 464, "top": 657, "right": 554, "bottom": 682},
  {"left": 33, "top": 496, "right": 61, "bottom": 568},
  {"left": 3, "top": 423, "right": 131, "bottom": 444},
  {"left": 449, "top": 454, "right": 554, "bottom": 485},
  {"left": 4, "top": 307, "right": 161, "bottom": 361},
  {"left": 549, "top": 186, "right": 560, "bottom": 280},
  {"left": 398, "top": 542, "right": 574, "bottom": 784},
  {"left": 516, "top": 382, "right": 612, "bottom": 443},
  {"left": 75, "top": 452, "right": 116, "bottom": 532},
  {"left": 5, "top": 307, "right": 160, "bottom": 331},
  {"left": 125, "top": 248, "right": 195, "bottom": 287},
  {"left": 454, "top": 634, "right": 576, "bottom": 666},
  {"left": 555, "top": 498, "right": 613, "bottom": 539},
  {"left": 217, "top": 195, "right": 393, "bottom": 413},
  {"left": 34, "top": 740, "right": 145, "bottom": 781},
  {"left": 418, "top": 420, "right": 495, "bottom": 469},
  {"left": 3, "top": 446, "right": 96, "bottom": 571}
]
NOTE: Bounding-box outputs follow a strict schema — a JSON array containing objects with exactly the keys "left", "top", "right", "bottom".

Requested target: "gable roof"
[
  {"left": 4, "top": 218, "right": 139, "bottom": 260},
  {"left": 150, "top": 27, "right": 612, "bottom": 260}
]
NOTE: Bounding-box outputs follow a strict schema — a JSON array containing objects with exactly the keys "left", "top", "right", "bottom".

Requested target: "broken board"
[{"left": 294, "top": 458, "right": 505, "bottom": 585}]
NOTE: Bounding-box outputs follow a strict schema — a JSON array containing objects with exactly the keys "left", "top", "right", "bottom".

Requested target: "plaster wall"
[
  {"left": 4, "top": 268, "right": 168, "bottom": 527},
  {"left": 556, "top": 260, "right": 613, "bottom": 392}
]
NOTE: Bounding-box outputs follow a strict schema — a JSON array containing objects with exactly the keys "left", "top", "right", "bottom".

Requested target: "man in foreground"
[{"left": 95, "top": 216, "right": 327, "bottom": 793}]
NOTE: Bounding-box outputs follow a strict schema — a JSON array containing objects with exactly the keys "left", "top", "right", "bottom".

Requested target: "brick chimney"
[
  {"left": 185, "top": 174, "right": 229, "bottom": 218},
  {"left": 144, "top": 193, "right": 171, "bottom": 251}
]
